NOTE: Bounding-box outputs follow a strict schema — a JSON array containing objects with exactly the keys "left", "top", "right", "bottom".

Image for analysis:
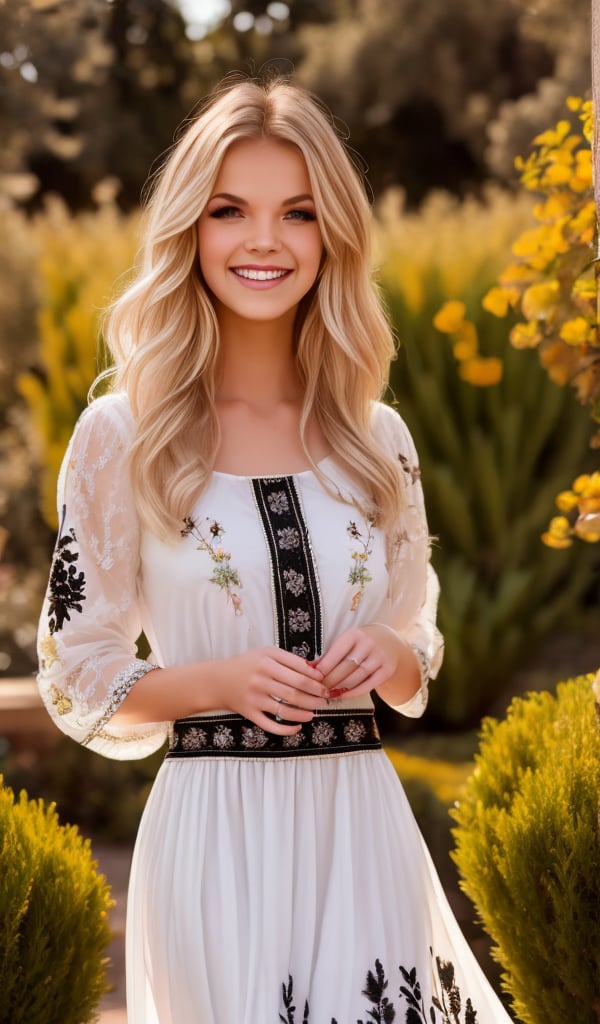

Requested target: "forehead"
[{"left": 212, "top": 138, "right": 312, "bottom": 195}]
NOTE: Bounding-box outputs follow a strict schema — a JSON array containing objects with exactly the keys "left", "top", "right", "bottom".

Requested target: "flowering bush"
[
  {"left": 18, "top": 198, "right": 140, "bottom": 529},
  {"left": 377, "top": 188, "right": 595, "bottom": 725},
  {"left": 434, "top": 98, "right": 599, "bottom": 547}
]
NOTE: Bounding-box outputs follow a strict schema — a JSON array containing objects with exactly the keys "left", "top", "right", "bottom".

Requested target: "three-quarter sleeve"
[
  {"left": 37, "top": 393, "right": 167, "bottom": 760},
  {"left": 373, "top": 402, "right": 444, "bottom": 718}
]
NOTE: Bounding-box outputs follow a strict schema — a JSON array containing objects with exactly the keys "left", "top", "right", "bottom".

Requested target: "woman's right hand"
[{"left": 219, "top": 647, "right": 329, "bottom": 735}]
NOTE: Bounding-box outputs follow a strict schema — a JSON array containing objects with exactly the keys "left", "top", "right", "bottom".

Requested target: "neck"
[{"left": 215, "top": 309, "right": 302, "bottom": 405}]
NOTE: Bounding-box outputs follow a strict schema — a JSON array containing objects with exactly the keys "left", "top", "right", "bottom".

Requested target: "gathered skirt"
[{"left": 125, "top": 740, "right": 512, "bottom": 1024}]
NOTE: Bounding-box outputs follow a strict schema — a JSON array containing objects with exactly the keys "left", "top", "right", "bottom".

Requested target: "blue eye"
[
  {"left": 285, "top": 209, "right": 317, "bottom": 222},
  {"left": 209, "top": 206, "right": 242, "bottom": 219}
]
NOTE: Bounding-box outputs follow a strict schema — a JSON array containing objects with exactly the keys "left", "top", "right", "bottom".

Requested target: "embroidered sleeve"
[
  {"left": 36, "top": 394, "right": 167, "bottom": 760},
  {"left": 373, "top": 402, "right": 444, "bottom": 718}
]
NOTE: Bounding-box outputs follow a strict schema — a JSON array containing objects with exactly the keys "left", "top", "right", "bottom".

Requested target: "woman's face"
[{"left": 197, "top": 138, "right": 323, "bottom": 329}]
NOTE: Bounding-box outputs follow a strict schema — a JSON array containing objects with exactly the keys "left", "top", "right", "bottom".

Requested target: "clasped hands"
[{"left": 227, "top": 624, "right": 405, "bottom": 736}]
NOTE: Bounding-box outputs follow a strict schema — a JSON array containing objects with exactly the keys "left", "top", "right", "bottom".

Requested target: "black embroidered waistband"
[{"left": 166, "top": 709, "right": 382, "bottom": 759}]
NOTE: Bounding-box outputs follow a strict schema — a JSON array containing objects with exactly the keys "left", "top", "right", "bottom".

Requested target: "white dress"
[{"left": 37, "top": 393, "right": 512, "bottom": 1024}]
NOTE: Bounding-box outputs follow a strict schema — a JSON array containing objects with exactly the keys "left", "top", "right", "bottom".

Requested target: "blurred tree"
[
  {"left": 0, "top": 0, "right": 591, "bottom": 210},
  {"left": 0, "top": 0, "right": 208, "bottom": 210}
]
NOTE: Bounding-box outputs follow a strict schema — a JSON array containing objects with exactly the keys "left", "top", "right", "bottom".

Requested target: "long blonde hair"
[{"left": 105, "top": 74, "right": 403, "bottom": 539}]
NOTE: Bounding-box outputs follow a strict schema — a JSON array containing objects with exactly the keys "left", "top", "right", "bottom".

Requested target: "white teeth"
[{"left": 233, "top": 268, "right": 289, "bottom": 281}]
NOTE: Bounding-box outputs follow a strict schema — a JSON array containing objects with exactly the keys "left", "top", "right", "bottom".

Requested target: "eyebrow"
[{"left": 209, "top": 192, "right": 315, "bottom": 206}]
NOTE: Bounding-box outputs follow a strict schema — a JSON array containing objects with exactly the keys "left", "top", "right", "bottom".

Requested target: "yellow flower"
[
  {"left": 542, "top": 163, "right": 573, "bottom": 187},
  {"left": 566, "top": 97, "right": 582, "bottom": 112},
  {"left": 559, "top": 317, "right": 593, "bottom": 346},
  {"left": 569, "top": 199, "right": 596, "bottom": 237},
  {"left": 542, "top": 531, "right": 573, "bottom": 548},
  {"left": 533, "top": 120, "right": 571, "bottom": 148},
  {"left": 499, "top": 263, "right": 540, "bottom": 287},
  {"left": 458, "top": 357, "right": 503, "bottom": 387},
  {"left": 573, "top": 474, "right": 591, "bottom": 494},
  {"left": 482, "top": 287, "right": 519, "bottom": 318},
  {"left": 521, "top": 281, "right": 560, "bottom": 321},
  {"left": 534, "top": 193, "right": 574, "bottom": 222},
  {"left": 452, "top": 321, "right": 478, "bottom": 360},
  {"left": 509, "top": 321, "right": 542, "bottom": 349},
  {"left": 542, "top": 514, "right": 573, "bottom": 548},
  {"left": 570, "top": 150, "right": 593, "bottom": 192},
  {"left": 433, "top": 300, "right": 466, "bottom": 333},
  {"left": 555, "top": 490, "right": 579, "bottom": 512}
]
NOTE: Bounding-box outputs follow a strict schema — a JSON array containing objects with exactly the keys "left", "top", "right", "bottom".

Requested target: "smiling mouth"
[{"left": 231, "top": 268, "right": 291, "bottom": 281}]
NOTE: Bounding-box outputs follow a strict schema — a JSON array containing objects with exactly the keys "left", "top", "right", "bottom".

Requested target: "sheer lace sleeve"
[
  {"left": 372, "top": 402, "right": 444, "bottom": 718},
  {"left": 36, "top": 392, "right": 167, "bottom": 760}
]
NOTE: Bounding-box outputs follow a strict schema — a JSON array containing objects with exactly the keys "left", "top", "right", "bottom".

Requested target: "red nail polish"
[{"left": 329, "top": 687, "right": 347, "bottom": 699}]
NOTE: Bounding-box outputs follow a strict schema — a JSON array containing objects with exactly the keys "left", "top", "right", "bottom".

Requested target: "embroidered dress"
[{"left": 37, "top": 392, "right": 512, "bottom": 1024}]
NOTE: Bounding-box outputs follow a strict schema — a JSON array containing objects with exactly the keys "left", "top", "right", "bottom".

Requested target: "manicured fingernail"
[{"left": 329, "top": 687, "right": 348, "bottom": 699}]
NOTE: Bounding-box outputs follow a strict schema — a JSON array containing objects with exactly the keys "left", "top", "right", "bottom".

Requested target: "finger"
[
  {"left": 322, "top": 655, "right": 371, "bottom": 692},
  {"left": 330, "top": 674, "right": 378, "bottom": 700},
  {"left": 268, "top": 648, "right": 324, "bottom": 680},
  {"left": 273, "top": 685, "right": 329, "bottom": 711},
  {"left": 267, "top": 662, "right": 329, "bottom": 700},
  {"left": 314, "top": 630, "right": 368, "bottom": 677},
  {"left": 268, "top": 696, "right": 316, "bottom": 723},
  {"left": 252, "top": 710, "right": 307, "bottom": 737}
]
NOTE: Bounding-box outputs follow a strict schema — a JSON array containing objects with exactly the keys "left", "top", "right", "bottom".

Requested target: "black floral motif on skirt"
[{"left": 279, "top": 952, "right": 478, "bottom": 1024}]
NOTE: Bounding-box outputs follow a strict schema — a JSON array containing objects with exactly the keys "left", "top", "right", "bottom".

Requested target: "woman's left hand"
[{"left": 313, "top": 624, "right": 405, "bottom": 699}]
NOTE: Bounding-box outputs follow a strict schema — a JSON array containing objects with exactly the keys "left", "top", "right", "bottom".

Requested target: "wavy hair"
[{"left": 104, "top": 74, "right": 404, "bottom": 539}]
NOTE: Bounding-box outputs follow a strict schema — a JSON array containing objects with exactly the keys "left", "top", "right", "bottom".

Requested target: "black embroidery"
[
  {"left": 47, "top": 504, "right": 86, "bottom": 634},
  {"left": 280, "top": 976, "right": 310, "bottom": 1024},
  {"left": 278, "top": 953, "right": 479, "bottom": 1024},
  {"left": 167, "top": 709, "right": 382, "bottom": 760},
  {"left": 252, "top": 477, "right": 323, "bottom": 661},
  {"left": 398, "top": 453, "right": 421, "bottom": 485}
]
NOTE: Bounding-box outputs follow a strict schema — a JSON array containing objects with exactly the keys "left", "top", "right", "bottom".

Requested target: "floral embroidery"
[
  {"left": 281, "top": 731, "right": 305, "bottom": 749},
  {"left": 347, "top": 517, "right": 376, "bottom": 612},
  {"left": 212, "top": 724, "right": 235, "bottom": 749},
  {"left": 180, "top": 727, "right": 208, "bottom": 751},
  {"left": 49, "top": 684, "right": 73, "bottom": 716},
  {"left": 291, "top": 642, "right": 311, "bottom": 658},
  {"left": 168, "top": 710, "right": 381, "bottom": 758},
  {"left": 268, "top": 490, "right": 290, "bottom": 514},
  {"left": 252, "top": 477, "right": 323, "bottom": 660},
  {"left": 283, "top": 568, "right": 306, "bottom": 596},
  {"left": 398, "top": 451, "right": 421, "bottom": 484},
  {"left": 343, "top": 719, "right": 367, "bottom": 744},
  {"left": 279, "top": 952, "right": 479, "bottom": 1023},
  {"left": 47, "top": 505, "right": 86, "bottom": 634},
  {"left": 39, "top": 633, "right": 60, "bottom": 670},
  {"left": 277, "top": 526, "right": 301, "bottom": 550},
  {"left": 311, "top": 720, "right": 336, "bottom": 746},
  {"left": 241, "top": 725, "right": 269, "bottom": 749},
  {"left": 288, "top": 608, "right": 311, "bottom": 633},
  {"left": 181, "top": 516, "right": 242, "bottom": 614}
]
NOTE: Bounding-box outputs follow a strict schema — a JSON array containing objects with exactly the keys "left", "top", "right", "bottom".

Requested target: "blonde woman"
[{"left": 37, "top": 76, "right": 511, "bottom": 1023}]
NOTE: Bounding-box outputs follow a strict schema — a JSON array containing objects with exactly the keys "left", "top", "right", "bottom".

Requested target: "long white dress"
[{"left": 37, "top": 392, "right": 512, "bottom": 1024}]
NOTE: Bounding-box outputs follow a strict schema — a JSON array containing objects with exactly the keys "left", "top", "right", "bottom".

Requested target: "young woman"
[{"left": 37, "top": 76, "right": 512, "bottom": 1023}]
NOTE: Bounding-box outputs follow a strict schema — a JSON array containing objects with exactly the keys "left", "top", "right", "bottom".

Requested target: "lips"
[{"left": 231, "top": 267, "right": 292, "bottom": 282}]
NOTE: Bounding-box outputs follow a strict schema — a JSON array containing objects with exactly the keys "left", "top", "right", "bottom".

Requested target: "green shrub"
[
  {"left": 0, "top": 777, "right": 113, "bottom": 1024},
  {"left": 377, "top": 188, "right": 597, "bottom": 725},
  {"left": 451, "top": 675, "right": 600, "bottom": 1024}
]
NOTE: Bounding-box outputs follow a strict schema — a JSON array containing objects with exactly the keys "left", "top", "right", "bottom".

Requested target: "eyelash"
[{"left": 209, "top": 206, "right": 316, "bottom": 222}]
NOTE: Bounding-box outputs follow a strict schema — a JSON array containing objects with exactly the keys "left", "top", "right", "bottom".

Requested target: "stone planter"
[{"left": 0, "top": 676, "right": 61, "bottom": 751}]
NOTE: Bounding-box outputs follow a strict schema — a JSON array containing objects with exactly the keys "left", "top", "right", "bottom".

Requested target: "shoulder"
[
  {"left": 74, "top": 391, "right": 135, "bottom": 446},
  {"left": 369, "top": 400, "right": 418, "bottom": 461}
]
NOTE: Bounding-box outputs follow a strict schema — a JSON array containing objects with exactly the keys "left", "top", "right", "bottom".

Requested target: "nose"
[{"left": 244, "top": 216, "right": 282, "bottom": 254}]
